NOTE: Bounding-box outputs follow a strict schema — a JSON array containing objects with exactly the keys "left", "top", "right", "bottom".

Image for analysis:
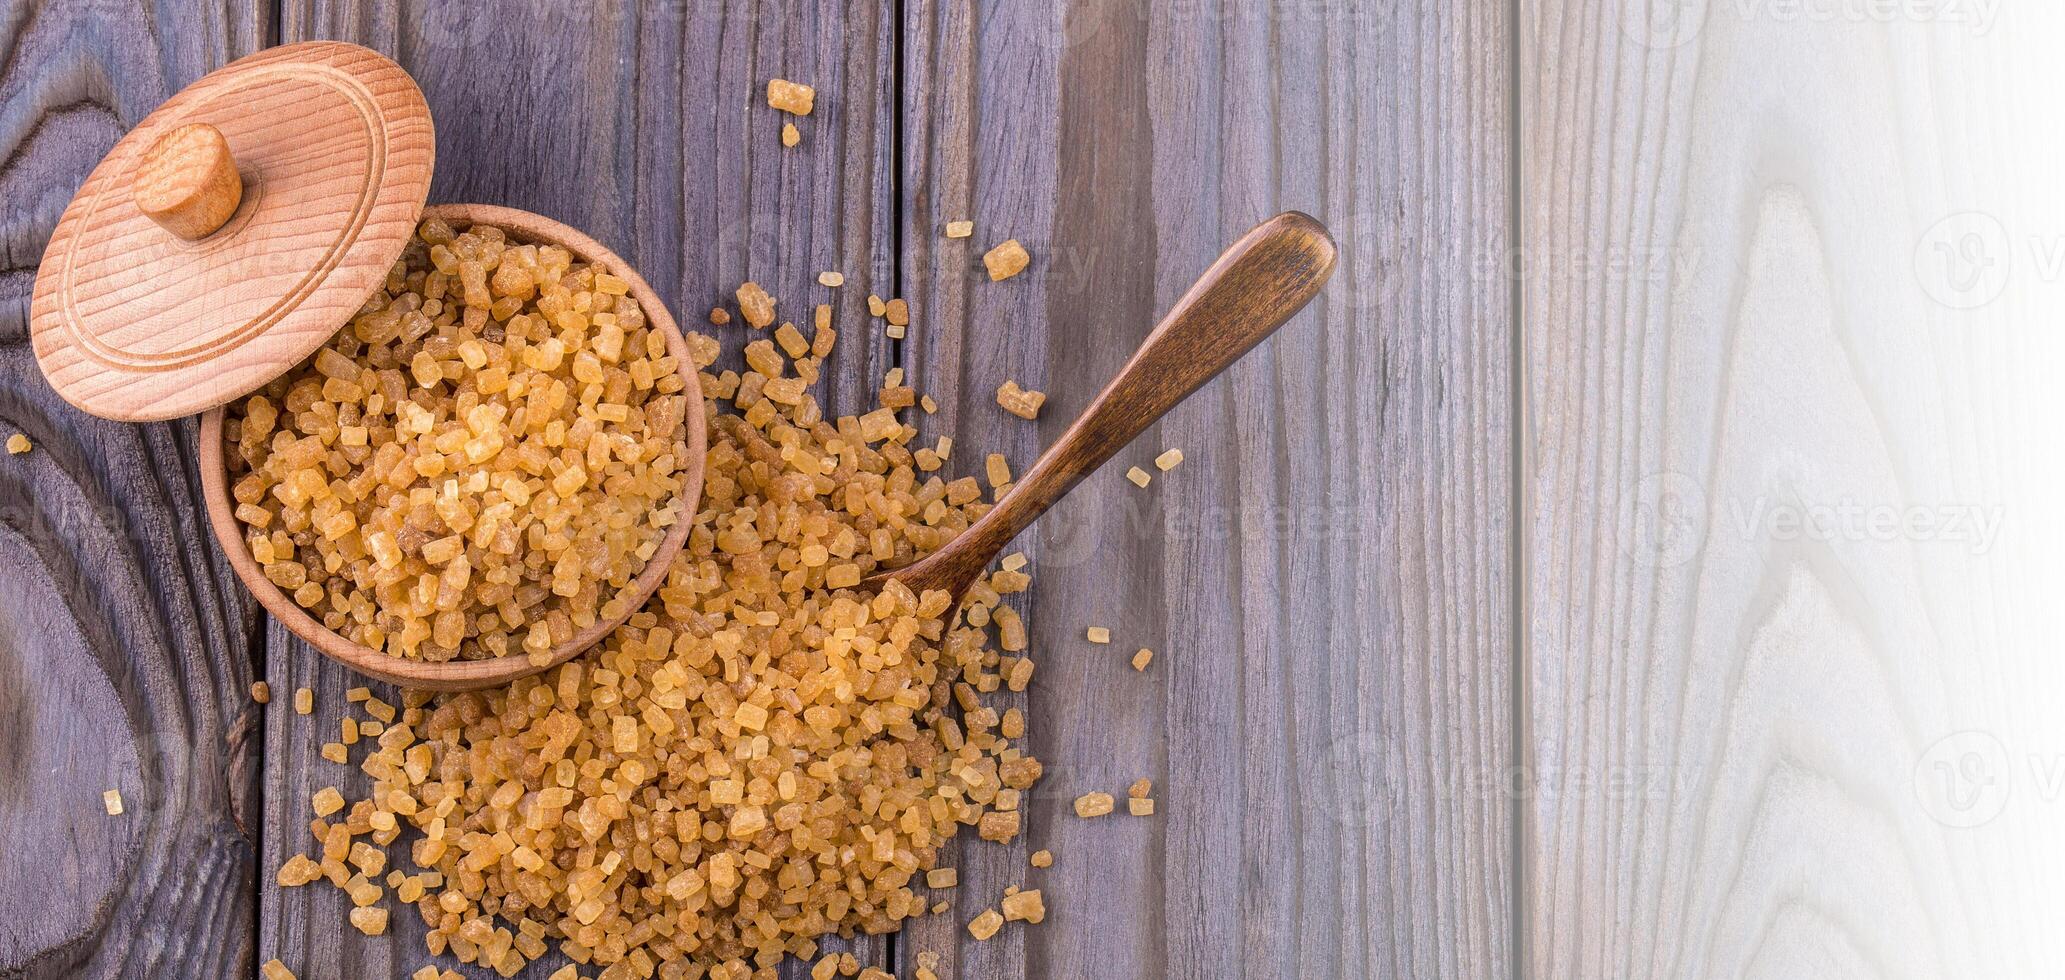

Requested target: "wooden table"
[{"left": 10, "top": 1, "right": 2058, "bottom": 978}]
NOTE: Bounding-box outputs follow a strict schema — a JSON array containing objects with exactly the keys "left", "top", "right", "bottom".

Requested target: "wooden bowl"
[{"left": 200, "top": 204, "right": 706, "bottom": 691}]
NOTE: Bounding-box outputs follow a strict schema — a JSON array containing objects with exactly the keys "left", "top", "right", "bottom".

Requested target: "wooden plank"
[
  {"left": 262, "top": 2, "right": 899, "bottom": 976},
  {"left": 1523, "top": 2, "right": 2065, "bottom": 976},
  {"left": 899, "top": 2, "right": 1512, "bottom": 978},
  {"left": 0, "top": 1, "right": 268, "bottom": 976}
]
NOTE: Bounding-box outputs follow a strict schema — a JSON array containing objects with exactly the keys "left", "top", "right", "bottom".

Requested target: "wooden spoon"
[{"left": 864, "top": 210, "right": 1337, "bottom": 600}]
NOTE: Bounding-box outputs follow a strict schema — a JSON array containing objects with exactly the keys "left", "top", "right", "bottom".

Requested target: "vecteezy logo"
[
  {"left": 1033, "top": 497, "right": 1101, "bottom": 571},
  {"left": 1318, "top": 727, "right": 1384, "bottom": 829},
  {"left": 1324, "top": 210, "right": 1403, "bottom": 314},
  {"left": 416, "top": 1, "right": 496, "bottom": 49},
  {"left": 1621, "top": 471, "right": 1705, "bottom": 568},
  {"left": 1620, "top": 0, "right": 1707, "bottom": 49},
  {"left": 710, "top": 209, "right": 787, "bottom": 278},
  {"left": 1015, "top": 0, "right": 1121, "bottom": 56},
  {"left": 1913, "top": 730, "right": 2011, "bottom": 828},
  {"left": 1914, "top": 211, "right": 2011, "bottom": 309}
]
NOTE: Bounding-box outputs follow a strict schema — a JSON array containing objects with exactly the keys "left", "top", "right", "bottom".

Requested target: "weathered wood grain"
[
  {"left": 899, "top": 2, "right": 1512, "bottom": 979},
  {"left": 1523, "top": 2, "right": 2065, "bottom": 976},
  {"left": 262, "top": 2, "right": 900, "bottom": 976},
  {"left": 0, "top": 2, "right": 266, "bottom": 976}
]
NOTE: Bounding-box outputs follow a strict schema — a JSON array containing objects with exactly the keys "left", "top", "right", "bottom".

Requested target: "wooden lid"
[{"left": 30, "top": 41, "right": 434, "bottom": 422}]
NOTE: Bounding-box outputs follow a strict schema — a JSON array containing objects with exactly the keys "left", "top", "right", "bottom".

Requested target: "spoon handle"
[{"left": 888, "top": 211, "right": 1337, "bottom": 597}]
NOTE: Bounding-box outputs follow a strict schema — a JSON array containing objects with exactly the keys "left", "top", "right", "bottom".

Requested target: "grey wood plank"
[
  {"left": 0, "top": 2, "right": 268, "bottom": 976},
  {"left": 892, "top": 2, "right": 1046, "bottom": 976},
  {"left": 262, "top": 2, "right": 899, "bottom": 976},
  {"left": 897, "top": 2, "right": 1513, "bottom": 978}
]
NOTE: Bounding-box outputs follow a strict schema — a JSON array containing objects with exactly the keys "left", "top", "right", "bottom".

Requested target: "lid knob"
[{"left": 132, "top": 123, "right": 244, "bottom": 240}]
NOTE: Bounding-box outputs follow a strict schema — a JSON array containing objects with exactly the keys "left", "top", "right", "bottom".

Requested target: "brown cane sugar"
[
  {"left": 222, "top": 217, "right": 689, "bottom": 665},
  {"left": 277, "top": 310, "right": 1046, "bottom": 977}
]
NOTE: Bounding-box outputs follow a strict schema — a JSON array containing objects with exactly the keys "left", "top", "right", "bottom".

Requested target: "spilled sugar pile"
[{"left": 276, "top": 283, "right": 1047, "bottom": 979}]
